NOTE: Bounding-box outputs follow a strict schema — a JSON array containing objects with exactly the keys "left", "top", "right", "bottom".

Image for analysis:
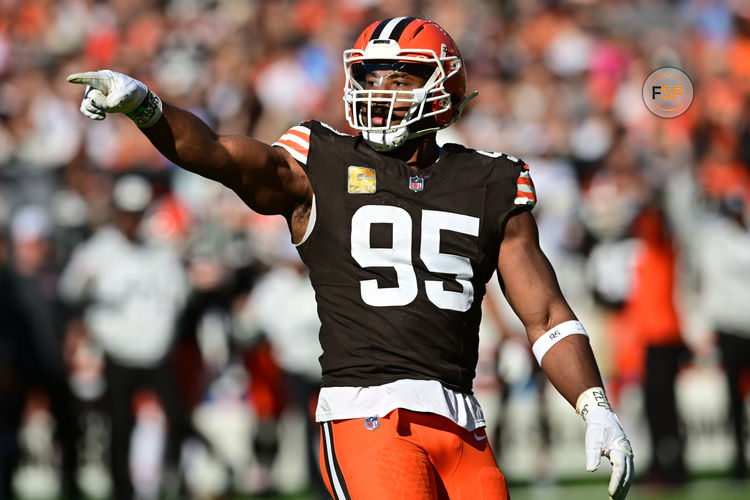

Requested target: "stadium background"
[{"left": 0, "top": 0, "right": 749, "bottom": 499}]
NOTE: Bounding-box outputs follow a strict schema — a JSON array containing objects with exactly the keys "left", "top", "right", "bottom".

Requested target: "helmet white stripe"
[{"left": 378, "top": 17, "right": 407, "bottom": 40}]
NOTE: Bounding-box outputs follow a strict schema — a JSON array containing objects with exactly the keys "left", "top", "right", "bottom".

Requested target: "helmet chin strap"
[
  {"left": 361, "top": 94, "right": 421, "bottom": 151},
  {"left": 362, "top": 127, "right": 410, "bottom": 151},
  {"left": 361, "top": 90, "right": 478, "bottom": 151}
]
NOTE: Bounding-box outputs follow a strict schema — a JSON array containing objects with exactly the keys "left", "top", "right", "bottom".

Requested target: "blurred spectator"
[
  {"left": 697, "top": 189, "right": 750, "bottom": 480},
  {"left": 233, "top": 244, "right": 325, "bottom": 498},
  {"left": 622, "top": 206, "right": 688, "bottom": 485},
  {"left": 5, "top": 206, "right": 80, "bottom": 499},
  {"left": 0, "top": 227, "right": 28, "bottom": 498},
  {"left": 58, "top": 175, "right": 190, "bottom": 499},
  {"left": 582, "top": 137, "right": 649, "bottom": 396}
]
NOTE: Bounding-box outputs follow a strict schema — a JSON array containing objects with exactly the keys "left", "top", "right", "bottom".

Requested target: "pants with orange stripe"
[{"left": 319, "top": 409, "right": 509, "bottom": 499}]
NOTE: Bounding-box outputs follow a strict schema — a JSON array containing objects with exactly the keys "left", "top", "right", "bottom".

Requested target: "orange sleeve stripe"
[
  {"left": 286, "top": 128, "right": 310, "bottom": 142},
  {"left": 278, "top": 138, "right": 308, "bottom": 156},
  {"left": 517, "top": 177, "right": 533, "bottom": 186},
  {"left": 515, "top": 191, "right": 536, "bottom": 200}
]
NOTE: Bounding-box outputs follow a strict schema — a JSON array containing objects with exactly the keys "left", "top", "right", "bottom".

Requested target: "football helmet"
[{"left": 343, "top": 17, "right": 477, "bottom": 151}]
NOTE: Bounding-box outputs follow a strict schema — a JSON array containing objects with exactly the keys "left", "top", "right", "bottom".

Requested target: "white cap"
[
  {"left": 113, "top": 175, "right": 153, "bottom": 213},
  {"left": 11, "top": 205, "right": 51, "bottom": 243}
]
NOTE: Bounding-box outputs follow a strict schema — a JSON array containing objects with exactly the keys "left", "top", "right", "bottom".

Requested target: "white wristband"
[
  {"left": 531, "top": 320, "right": 588, "bottom": 365},
  {"left": 126, "top": 89, "right": 163, "bottom": 128},
  {"left": 575, "top": 386, "right": 613, "bottom": 422}
]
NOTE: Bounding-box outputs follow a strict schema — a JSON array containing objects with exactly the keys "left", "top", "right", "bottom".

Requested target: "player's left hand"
[{"left": 584, "top": 406, "right": 634, "bottom": 500}]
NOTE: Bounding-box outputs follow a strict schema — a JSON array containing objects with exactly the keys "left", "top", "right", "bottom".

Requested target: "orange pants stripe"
[{"left": 319, "top": 409, "right": 509, "bottom": 499}]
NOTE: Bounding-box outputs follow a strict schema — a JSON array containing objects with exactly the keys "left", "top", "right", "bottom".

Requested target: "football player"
[{"left": 68, "top": 17, "right": 633, "bottom": 500}]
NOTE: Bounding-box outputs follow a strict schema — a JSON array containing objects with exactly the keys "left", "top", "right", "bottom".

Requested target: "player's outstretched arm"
[
  {"left": 67, "top": 70, "right": 310, "bottom": 221},
  {"left": 497, "top": 210, "right": 634, "bottom": 500}
]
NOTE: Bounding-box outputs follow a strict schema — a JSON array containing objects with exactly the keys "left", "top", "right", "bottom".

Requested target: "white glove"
[
  {"left": 67, "top": 70, "right": 162, "bottom": 128},
  {"left": 577, "top": 388, "right": 634, "bottom": 500}
]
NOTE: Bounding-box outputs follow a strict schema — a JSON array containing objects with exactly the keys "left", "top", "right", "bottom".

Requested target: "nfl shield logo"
[
  {"left": 409, "top": 176, "right": 424, "bottom": 192},
  {"left": 364, "top": 416, "right": 380, "bottom": 431}
]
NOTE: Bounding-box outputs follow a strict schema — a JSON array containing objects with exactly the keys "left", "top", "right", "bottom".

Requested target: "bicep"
[
  {"left": 219, "top": 135, "right": 311, "bottom": 217},
  {"left": 496, "top": 210, "right": 576, "bottom": 342}
]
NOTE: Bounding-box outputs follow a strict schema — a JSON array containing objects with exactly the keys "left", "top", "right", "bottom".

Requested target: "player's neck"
[{"left": 387, "top": 134, "right": 440, "bottom": 172}]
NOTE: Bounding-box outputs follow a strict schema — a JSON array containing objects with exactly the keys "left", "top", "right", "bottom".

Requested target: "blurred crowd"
[{"left": 1, "top": 0, "right": 750, "bottom": 498}]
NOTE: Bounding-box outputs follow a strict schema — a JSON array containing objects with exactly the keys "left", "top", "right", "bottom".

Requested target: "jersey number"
[{"left": 350, "top": 205, "right": 479, "bottom": 311}]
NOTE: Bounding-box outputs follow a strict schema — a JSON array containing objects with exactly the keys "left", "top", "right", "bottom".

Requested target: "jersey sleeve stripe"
[
  {"left": 288, "top": 126, "right": 311, "bottom": 140},
  {"left": 278, "top": 132, "right": 310, "bottom": 149},
  {"left": 272, "top": 125, "right": 310, "bottom": 164},
  {"left": 514, "top": 170, "right": 536, "bottom": 206},
  {"left": 272, "top": 124, "right": 311, "bottom": 164},
  {"left": 273, "top": 139, "right": 309, "bottom": 164},
  {"left": 514, "top": 192, "right": 536, "bottom": 205}
]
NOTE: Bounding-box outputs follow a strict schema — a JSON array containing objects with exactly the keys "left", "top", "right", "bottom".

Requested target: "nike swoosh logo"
[{"left": 474, "top": 432, "right": 487, "bottom": 441}]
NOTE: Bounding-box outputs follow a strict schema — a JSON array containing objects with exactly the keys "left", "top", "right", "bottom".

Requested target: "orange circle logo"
[{"left": 642, "top": 67, "right": 694, "bottom": 118}]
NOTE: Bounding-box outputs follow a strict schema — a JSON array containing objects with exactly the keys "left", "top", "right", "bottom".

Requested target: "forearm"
[
  {"left": 538, "top": 332, "right": 604, "bottom": 407},
  {"left": 68, "top": 69, "right": 310, "bottom": 220},
  {"left": 522, "top": 300, "right": 604, "bottom": 407},
  {"left": 142, "top": 103, "right": 238, "bottom": 186},
  {"left": 67, "top": 69, "right": 309, "bottom": 217},
  {"left": 498, "top": 210, "right": 604, "bottom": 406}
]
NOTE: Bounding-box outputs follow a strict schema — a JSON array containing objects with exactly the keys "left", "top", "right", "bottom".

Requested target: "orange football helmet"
[{"left": 343, "top": 17, "right": 477, "bottom": 151}]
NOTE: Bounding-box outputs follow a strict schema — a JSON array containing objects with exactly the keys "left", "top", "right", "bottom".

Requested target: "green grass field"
[
  {"left": 233, "top": 477, "right": 748, "bottom": 499},
  {"left": 509, "top": 478, "right": 748, "bottom": 500}
]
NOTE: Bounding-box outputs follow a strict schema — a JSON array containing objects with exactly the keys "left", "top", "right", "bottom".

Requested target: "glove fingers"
[
  {"left": 69, "top": 70, "right": 147, "bottom": 116},
  {"left": 583, "top": 408, "right": 634, "bottom": 499},
  {"left": 585, "top": 427, "right": 605, "bottom": 472},
  {"left": 85, "top": 88, "right": 110, "bottom": 111},
  {"left": 607, "top": 449, "right": 634, "bottom": 500},
  {"left": 619, "top": 455, "right": 634, "bottom": 500},
  {"left": 81, "top": 94, "right": 106, "bottom": 120},
  {"left": 586, "top": 450, "right": 602, "bottom": 472},
  {"left": 67, "top": 71, "right": 112, "bottom": 93},
  {"left": 81, "top": 104, "right": 105, "bottom": 120},
  {"left": 608, "top": 450, "right": 625, "bottom": 498}
]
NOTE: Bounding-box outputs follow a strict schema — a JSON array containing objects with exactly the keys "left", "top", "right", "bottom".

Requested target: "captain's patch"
[{"left": 348, "top": 166, "right": 376, "bottom": 194}]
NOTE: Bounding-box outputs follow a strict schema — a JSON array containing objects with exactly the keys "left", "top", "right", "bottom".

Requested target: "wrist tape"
[
  {"left": 531, "top": 320, "right": 587, "bottom": 365},
  {"left": 126, "top": 89, "right": 163, "bottom": 128},
  {"left": 575, "top": 386, "right": 613, "bottom": 422}
]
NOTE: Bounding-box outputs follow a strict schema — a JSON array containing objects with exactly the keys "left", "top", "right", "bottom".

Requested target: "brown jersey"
[{"left": 273, "top": 121, "right": 536, "bottom": 393}]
